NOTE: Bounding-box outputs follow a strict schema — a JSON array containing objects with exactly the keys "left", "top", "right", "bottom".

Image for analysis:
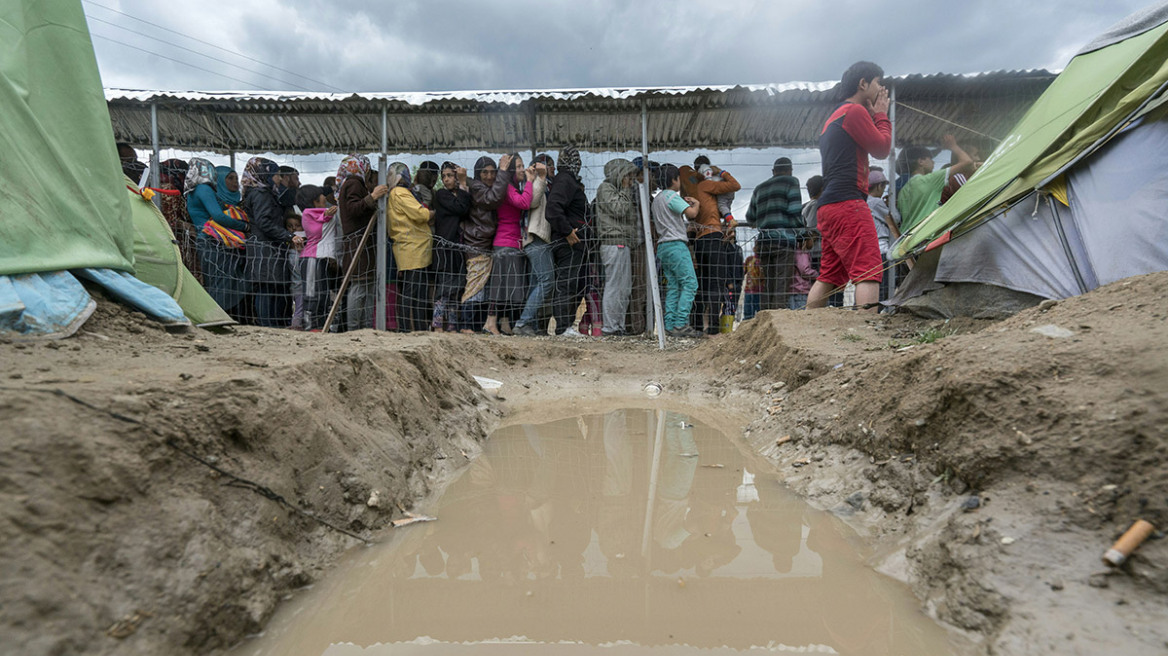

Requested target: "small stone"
[
  {"left": 845, "top": 491, "right": 865, "bottom": 511},
  {"left": 1038, "top": 299, "right": 1059, "bottom": 311},
  {"left": 962, "top": 496, "right": 981, "bottom": 512},
  {"left": 914, "top": 418, "right": 927, "bottom": 427},
  {"left": 366, "top": 490, "right": 381, "bottom": 508},
  {"left": 1031, "top": 324, "right": 1074, "bottom": 339},
  {"left": 1088, "top": 573, "right": 1110, "bottom": 589},
  {"left": 1050, "top": 580, "right": 1064, "bottom": 591},
  {"left": 1000, "top": 536, "right": 1016, "bottom": 545}
]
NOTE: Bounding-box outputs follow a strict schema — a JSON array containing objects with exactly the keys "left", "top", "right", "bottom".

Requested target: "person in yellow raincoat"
[{"left": 386, "top": 162, "right": 434, "bottom": 332}]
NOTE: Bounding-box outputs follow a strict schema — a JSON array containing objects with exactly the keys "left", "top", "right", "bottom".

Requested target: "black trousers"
[
  {"left": 755, "top": 238, "right": 795, "bottom": 311},
  {"left": 396, "top": 267, "right": 432, "bottom": 332},
  {"left": 552, "top": 241, "right": 588, "bottom": 333}
]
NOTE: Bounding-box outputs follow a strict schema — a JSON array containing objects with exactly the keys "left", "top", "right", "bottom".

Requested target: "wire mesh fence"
[{"left": 153, "top": 139, "right": 935, "bottom": 335}]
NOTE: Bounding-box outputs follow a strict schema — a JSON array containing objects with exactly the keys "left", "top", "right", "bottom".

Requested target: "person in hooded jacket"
[
  {"left": 186, "top": 160, "right": 251, "bottom": 317},
  {"left": 461, "top": 154, "right": 513, "bottom": 333},
  {"left": 336, "top": 154, "right": 389, "bottom": 331},
  {"left": 242, "top": 157, "right": 304, "bottom": 327},
  {"left": 159, "top": 159, "right": 203, "bottom": 284},
  {"left": 431, "top": 162, "right": 471, "bottom": 332},
  {"left": 412, "top": 160, "right": 440, "bottom": 209},
  {"left": 594, "top": 158, "right": 642, "bottom": 336},
  {"left": 544, "top": 147, "right": 591, "bottom": 335},
  {"left": 386, "top": 162, "right": 434, "bottom": 332}
]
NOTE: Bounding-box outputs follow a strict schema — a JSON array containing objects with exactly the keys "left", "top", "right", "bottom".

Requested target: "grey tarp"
[
  {"left": 1065, "top": 116, "right": 1168, "bottom": 287},
  {"left": 933, "top": 195, "right": 1085, "bottom": 300}
]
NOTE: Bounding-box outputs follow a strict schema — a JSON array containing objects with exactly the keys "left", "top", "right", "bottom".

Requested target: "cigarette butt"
[{"left": 1103, "top": 519, "right": 1155, "bottom": 567}]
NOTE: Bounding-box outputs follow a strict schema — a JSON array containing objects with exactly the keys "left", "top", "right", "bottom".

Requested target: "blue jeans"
[
  {"left": 788, "top": 293, "right": 808, "bottom": 310},
  {"left": 657, "top": 241, "right": 698, "bottom": 330},
  {"left": 743, "top": 293, "right": 760, "bottom": 320},
  {"left": 516, "top": 237, "right": 555, "bottom": 328}
]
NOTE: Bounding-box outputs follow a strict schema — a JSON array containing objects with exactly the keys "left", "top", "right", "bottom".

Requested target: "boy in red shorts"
[{"left": 806, "top": 61, "right": 892, "bottom": 311}]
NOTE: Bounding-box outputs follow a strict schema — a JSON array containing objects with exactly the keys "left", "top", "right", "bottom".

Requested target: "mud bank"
[
  {"left": 2, "top": 273, "right": 1166, "bottom": 656},
  {"left": 1, "top": 301, "right": 505, "bottom": 656}
]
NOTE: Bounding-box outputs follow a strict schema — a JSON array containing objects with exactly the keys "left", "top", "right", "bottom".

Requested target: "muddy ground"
[{"left": 1, "top": 272, "right": 1165, "bottom": 656}]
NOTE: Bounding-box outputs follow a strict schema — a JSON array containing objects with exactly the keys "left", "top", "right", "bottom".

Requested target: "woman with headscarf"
[
  {"left": 544, "top": 147, "right": 592, "bottom": 335},
  {"left": 385, "top": 162, "right": 434, "bottom": 332},
  {"left": 430, "top": 162, "right": 471, "bottom": 332},
  {"left": 242, "top": 156, "right": 304, "bottom": 327},
  {"left": 159, "top": 159, "right": 203, "bottom": 284},
  {"left": 185, "top": 159, "right": 251, "bottom": 316},
  {"left": 483, "top": 154, "right": 545, "bottom": 335},
  {"left": 336, "top": 154, "right": 389, "bottom": 331},
  {"left": 461, "top": 154, "right": 513, "bottom": 333},
  {"left": 412, "top": 160, "right": 440, "bottom": 209}
]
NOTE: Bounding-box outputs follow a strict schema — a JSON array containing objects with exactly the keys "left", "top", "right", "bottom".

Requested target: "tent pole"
[
  {"left": 375, "top": 106, "right": 389, "bottom": 331},
  {"left": 886, "top": 85, "right": 898, "bottom": 290},
  {"left": 150, "top": 103, "right": 161, "bottom": 208},
  {"left": 638, "top": 100, "right": 666, "bottom": 349},
  {"left": 229, "top": 152, "right": 236, "bottom": 171}
]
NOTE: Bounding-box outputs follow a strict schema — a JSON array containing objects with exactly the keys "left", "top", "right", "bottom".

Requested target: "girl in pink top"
[
  {"left": 789, "top": 235, "right": 820, "bottom": 310},
  {"left": 484, "top": 155, "right": 540, "bottom": 334}
]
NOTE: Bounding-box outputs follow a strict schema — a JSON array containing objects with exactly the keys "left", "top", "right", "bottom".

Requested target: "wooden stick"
[{"left": 321, "top": 220, "right": 376, "bottom": 333}]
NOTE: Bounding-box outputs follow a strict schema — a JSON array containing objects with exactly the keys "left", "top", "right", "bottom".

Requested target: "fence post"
[
  {"left": 149, "top": 103, "right": 161, "bottom": 209},
  {"left": 375, "top": 106, "right": 389, "bottom": 331},
  {"left": 887, "top": 85, "right": 898, "bottom": 291},
  {"left": 639, "top": 100, "right": 666, "bottom": 350}
]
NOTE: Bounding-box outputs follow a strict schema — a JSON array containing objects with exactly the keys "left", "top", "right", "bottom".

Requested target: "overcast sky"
[
  {"left": 85, "top": 0, "right": 1153, "bottom": 93},
  {"left": 87, "top": 0, "right": 1158, "bottom": 225}
]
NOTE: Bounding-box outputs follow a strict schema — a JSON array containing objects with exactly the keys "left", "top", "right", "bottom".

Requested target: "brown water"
[{"left": 229, "top": 409, "right": 959, "bottom": 656}]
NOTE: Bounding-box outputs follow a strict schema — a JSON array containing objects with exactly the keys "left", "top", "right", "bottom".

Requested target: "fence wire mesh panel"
[{"left": 144, "top": 83, "right": 1007, "bottom": 334}]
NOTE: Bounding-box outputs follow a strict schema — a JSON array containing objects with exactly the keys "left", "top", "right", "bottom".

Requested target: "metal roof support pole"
[
  {"left": 149, "top": 103, "right": 161, "bottom": 208},
  {"left": 638, "top": 100, "right": 666, "bottom": 350},
  {"left": 229, "top": 152, "right": 236, "bottom": 171},
  {"left": 375, "top": 106, "right": 388, "bottom": 331},
  {"left": 886, "top": 86, "right": 898, "bottom": 290}
]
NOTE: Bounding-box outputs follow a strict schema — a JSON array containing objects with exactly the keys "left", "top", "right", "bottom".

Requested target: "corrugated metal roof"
[{"left": 106, "top": 71, "right": 1056, "bottom": 154}]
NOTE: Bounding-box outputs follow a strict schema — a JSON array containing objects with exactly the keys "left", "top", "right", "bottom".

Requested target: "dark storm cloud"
[{"left": 86, "top": 0, "right": 1153, "bottom": 92}]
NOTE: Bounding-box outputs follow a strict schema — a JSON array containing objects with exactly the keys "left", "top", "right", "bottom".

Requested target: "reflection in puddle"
[{"left": 231, "top": 409, "right": 958, "bottom": 656}]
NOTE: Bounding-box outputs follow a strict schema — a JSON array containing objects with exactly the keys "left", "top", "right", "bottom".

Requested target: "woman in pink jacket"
[{"left": 483, "top": 154, "right": 545, "bottom": 335}]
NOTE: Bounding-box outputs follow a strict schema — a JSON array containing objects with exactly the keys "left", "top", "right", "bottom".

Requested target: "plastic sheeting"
[
  {"left": 0, "top": 269, "right": 187, "bottom": 340},
  {"left": 0, "top": 271, "right": 95, "bottom": 339}
]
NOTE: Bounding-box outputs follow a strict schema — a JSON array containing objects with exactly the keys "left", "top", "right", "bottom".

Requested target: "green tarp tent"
[
  {"left": 126, "top": 184, "right": 234, "bottom": 327},
  {"left": 0, "top": 1, "right": 133, "bottom": 275},
  {"left": 892, "top": 4, "right": 1168, "bottom": 259},
  {"left": 0, "top": 1, "right": 231, "bottom": 331},
  {"left": 889, "top": 3, "right": 1168, "bottom": 318}
]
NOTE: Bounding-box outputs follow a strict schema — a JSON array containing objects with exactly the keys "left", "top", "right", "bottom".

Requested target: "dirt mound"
[
  {"left": 736, "top": 272, "right": 1168, "bottom": 652},
  {"left": 1, "top": 315, "right": 500, "bottom": 655}
]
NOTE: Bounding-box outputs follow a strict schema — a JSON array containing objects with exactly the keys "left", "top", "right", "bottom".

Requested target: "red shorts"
[{"left": 816, "top": 200, "right": 883, "bottom": 287}]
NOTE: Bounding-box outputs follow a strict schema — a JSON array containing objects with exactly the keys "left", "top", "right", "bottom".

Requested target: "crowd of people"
[{"left": 121, "top": 60, "right": 983, "bottom": 335}]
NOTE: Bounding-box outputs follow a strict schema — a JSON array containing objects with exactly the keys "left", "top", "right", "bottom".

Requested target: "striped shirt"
[{"left": 745, "top": 174, "right": 804, "bottom": 232}]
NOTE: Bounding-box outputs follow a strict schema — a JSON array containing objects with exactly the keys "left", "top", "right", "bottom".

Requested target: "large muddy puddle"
[{"left": 230, "top": 409, "right": 959, "bottom": 655}]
